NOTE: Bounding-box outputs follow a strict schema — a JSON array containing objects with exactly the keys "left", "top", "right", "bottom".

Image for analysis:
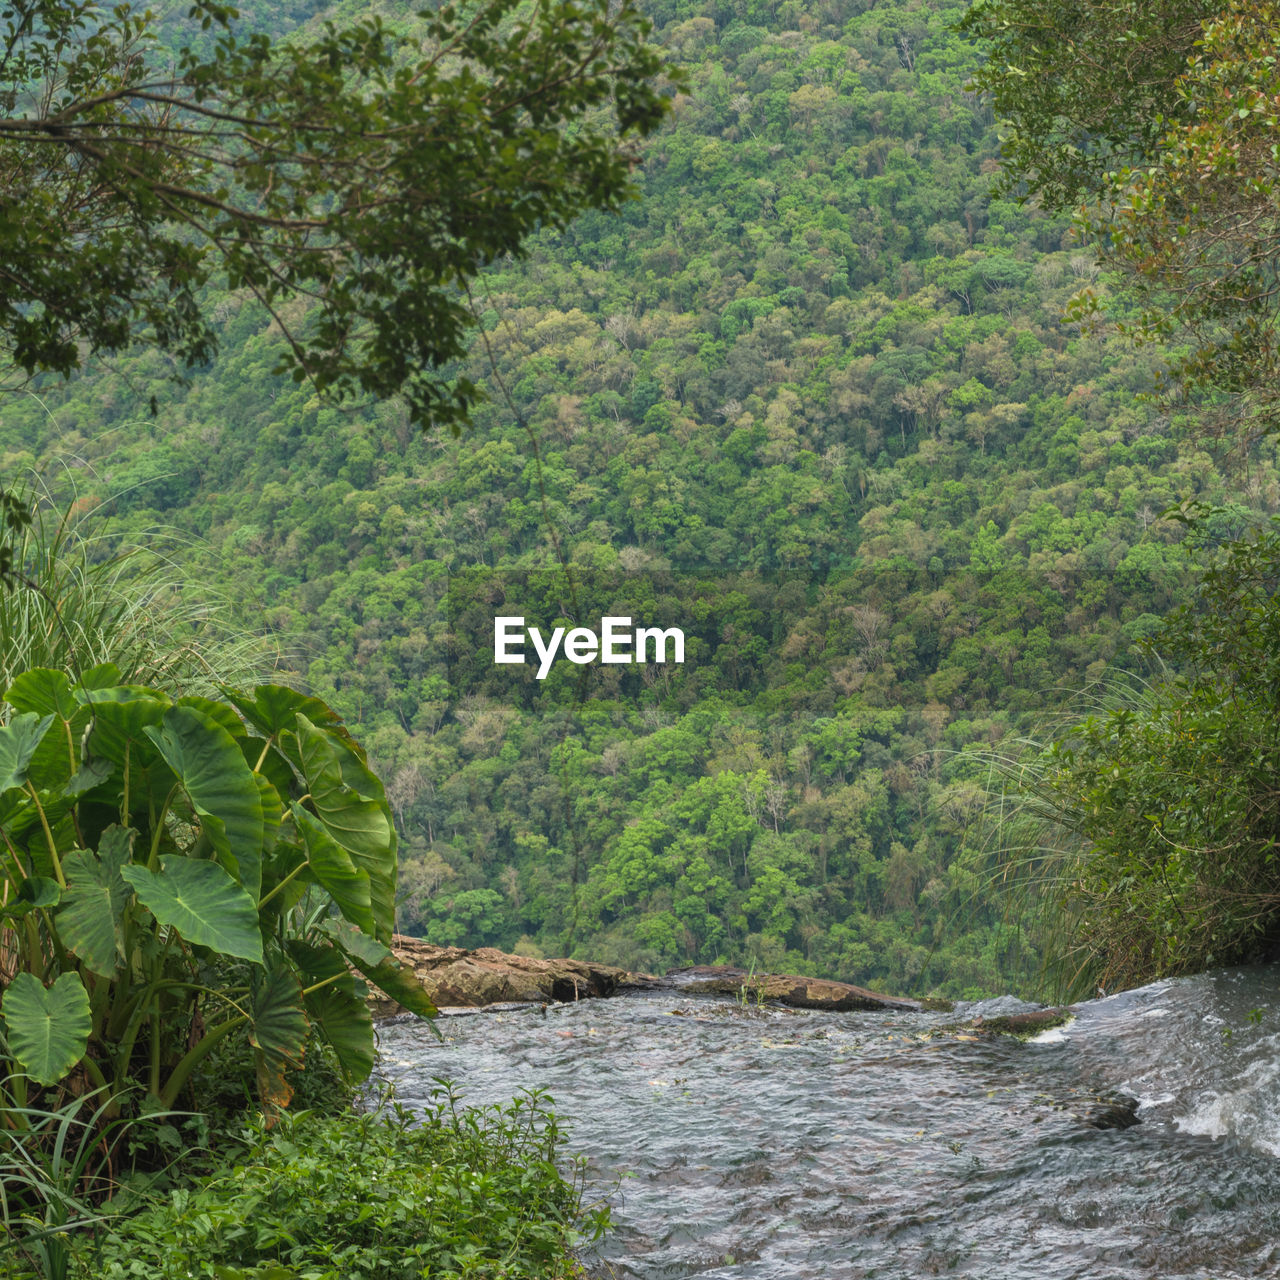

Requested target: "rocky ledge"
[
  {"left": 664, "top": 964, "right": 922, "bottom": 1011},
  {"left": 376, "top": 939, "right": 920, "bottom": 1015},
  {"left": 377, "top": 936, "right": 641, "bottom": 1014}
]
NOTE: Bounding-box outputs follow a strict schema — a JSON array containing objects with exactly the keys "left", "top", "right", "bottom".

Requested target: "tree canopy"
[
  {"left": 0, "top": 0, "right": 667, "bottom": 429},
  {"left": 963, "top": 0, "right": 1280, "bottom": 443},
  {"left": 959, "top": 0, "right": 1211, "bottom": 209}
]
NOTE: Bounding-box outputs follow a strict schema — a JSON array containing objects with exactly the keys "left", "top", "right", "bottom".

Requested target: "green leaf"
[
  {"left": 257, "top": 775, "right": 283, "bottom": 855},
  {"left": 144, "top": 705, "right": 266, "bottom": 899},
  {"left": 306, "top": 982, "right": 374, "bottom": 1082},
  {"left": 0, "top": 876, "right": 62, "bottom": 916},
  {"left": 4, "top": 668, "right": 77, "bottom": 720},
  {"left": 250, "top": 964, "right": 308, "bottom": 1064},
  {"left": 294, "top": 716, "right": 392, "bottom": 855},
  {"left": 290, "top": 942, "right": 373, "bottom": 1080},
  {"left": 259, "top": 841, "right": 307, "bottom": 921},
  {"left": 358, "top": 954, "right": 438, "bottom": 1021},
  {"left": 288, "top": 940, "right": 374, "bottom": 1079},
  {"left": 57, "top": 827, "right": 135, "bottom": 977},
  {"left": 81, "top": 664, "right": 123, "bottom": 691},
  {"left": 64, "top": 756, "right": 114, "bottom": 799},
  {"left": 121, "top": 859, "right": 263, "bottom": 963},
  {"left": 19, "top": 876, "right": 62, "bottom": 908},
  {"left": 0, "top": 712, "right": 54, "bottom": 793},
  {"left": 319, "top": 919, "right": 436, "bottom": 1020},
  {"left": 316, "top": 916, "right": 389, "bottom": 967},
  {"left": 250, "top": 965, "right": 309, "bottom": 1115},
  {"left": 293, "top": 804, "right": 374, "bottom": 934},
  {"left": 241, "top": 735, "right": 296, "bottom": 802},
  {"left": 295, "top": 714, "right": 395, "bottom": 938},
  {"left": 176, "top": 696, "right": 247, "bottom": 740},
  {"left": 223, "top": 685, "right": 342, "bottom": 740},
  {"left": 83, "top": 693, "right": 170, "bottom": 767},
  {"left": 76, "top": 684, "right": 169, "bottom": 707},
  {"left": 2, "top": 972, "right": 91, "bottom": 1085}
]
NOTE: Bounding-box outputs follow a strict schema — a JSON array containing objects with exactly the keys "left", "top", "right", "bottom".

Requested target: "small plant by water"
[{"left": 736, "top": 963, "right": 767, "bottom": 1010}]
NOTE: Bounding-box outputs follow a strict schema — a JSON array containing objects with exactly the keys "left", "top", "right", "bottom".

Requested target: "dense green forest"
[{"left": 4, "top": 0, "right": 1278, "bottom": 999}]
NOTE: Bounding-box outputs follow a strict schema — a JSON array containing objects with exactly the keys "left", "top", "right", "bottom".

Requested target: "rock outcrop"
[
  {"left": 378, "top": 936, "right": 647, "bottom": 1013},
  {"left": 375, "top": 941, "right": 922, "bottom": 1014},
  {"left": 665, "top": 964, "right": 922, "bottom": 1012},
  {"left": 970, "top": 1007, "right": 1073, "bottom": 1038}
]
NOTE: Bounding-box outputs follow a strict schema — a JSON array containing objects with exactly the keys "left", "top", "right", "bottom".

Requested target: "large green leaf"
[
  {"left": 4, "top": 669, "right": 77, "bottom": 720},
  {"left": 250, "top": 965, "right": 308, "bottom": 1063},
  {"left": 82, "top": 693, "right": 169, "bottom": 768},
  {"left": 5, "top": 669, "right": 88, "bottom": 791},
  {"left": 64, "top": 757, "right": 114, "bottom": 799},
  {"left": 334, "top": 740, "right": 389, "bottom": 803},
  {"left": 222, "top": 685, "right": 342, "bottom": 740},
  {"left": 319, "top": 918, "right": 437, "bottom": 1020},
  {"left": 144, "top": 706, "right": 266, "bottom": 900},
  {"left": 57, "top": 827, "right": 135, "bottom": 977},
  {"left": 287, "top": 940, "right": 374, "bottom": 1079},
  {"left": 293, "top": 805, "right": 374, "bottom": 934},
  {"left": 2, "top": 972, "right": 91, "bottom": 1085},
  {"left": 295, "top": 715, "right": 395, "bottom": 938},
  {"left": 257, "top": 775, "right": 283, "bottom": 855},
  {"left": 294, "top": 716, "right": 392, "bottom": 856},
  {"left": 357, "top": 953, "right": 438, "bottom": 1021},
  {"left": 81, "top": 664, "right": 123, "bottom": 691},
  {"left": 259, "top": 841, "right": 307, "bottom": 923},
  {"left": 305, "top": 983, "right": 374, "bottom": 1081},
  {"left": 250, "top": 965, "right": 309, "bottom": 1115},
  {"left": 121, "top": 859, "right": 263, "bottom": 963},
  {"left": 0, "top": 876, "right": 61, "bottom": 917},
  {"left": 176, "top": 696, "right": 246, "bottom": 741},
  {"left": 241, "top": 736, "right": 296, "bottom": 803},
  {"left": 317, "top": 917, "right": 389, "bottom": 967},
  {"left": 0, "top": 712, "right": 53, "bottom": 793}
]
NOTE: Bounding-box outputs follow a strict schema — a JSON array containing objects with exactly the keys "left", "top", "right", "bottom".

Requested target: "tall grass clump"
[
  {"left": 0, "top": 487, "right": 276, "bottom": 695},
  {"left": 0, "top": 1085, "right": 190, "bottom": 1280}
]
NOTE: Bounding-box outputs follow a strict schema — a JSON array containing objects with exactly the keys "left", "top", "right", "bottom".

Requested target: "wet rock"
[
  {"left": 963, "top": 995, "right": 1046, "bottom": 1020},
  {"left": 973, "top": 1008, "right": 1074, "bottom": 1039},
  {"left": 915, "top": 996, "right": 955, "bottom": 1012},
  {"left": 664, "top": 965, "right": 921, "bottom": 1012},
  {"left": 1081, "top": 1094, "right": 1141, "bottom": 1131}
]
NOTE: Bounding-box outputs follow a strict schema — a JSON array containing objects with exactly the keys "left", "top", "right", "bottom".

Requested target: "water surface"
[{"left": 376, "top": 967, "right": 1280, "bottom": 1279}]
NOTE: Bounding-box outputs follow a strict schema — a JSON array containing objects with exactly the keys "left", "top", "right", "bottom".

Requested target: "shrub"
[
  {"left": 84, "top": 1092, "right": 605, "bottom": 1280},
  {"left": 1014, "top": 515, "right": 1280, "bottom": 993}
]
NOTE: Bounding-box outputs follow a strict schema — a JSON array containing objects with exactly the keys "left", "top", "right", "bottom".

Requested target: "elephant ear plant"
[{"left": 0, "top": 667, "right": 435, "bottom": 1116}]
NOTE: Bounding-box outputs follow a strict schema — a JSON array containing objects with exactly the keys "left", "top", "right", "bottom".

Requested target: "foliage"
[
  {"left": 0, "top": 1088, "right": 185, "bottom": 1280},
  {"left": 1019, "top": 516, "right": 1280, "bottom": 993},
  {"left": 0, "top": 0, "right": 669, "bottom": 430},
  {"left": 0, "top": 491, "right": 271, "bottom": 696},
  {"left": 9, "top": 0, "right": 1280, "bottom": 998},
  {"left": 964, "top": 0, "right": 1280, "bottom": 442},
  {"left": 959, "top": 0, "right": 1208, "bottom": 209},
  {"left": 81, "top": 1092, "right": 602, "bottom": 1280},
  {"left": 0, "top": 488, "right": 32, "bottom": 586},
  {"left": 0, "top": 668, "right": 434, "bottom": 1117}
]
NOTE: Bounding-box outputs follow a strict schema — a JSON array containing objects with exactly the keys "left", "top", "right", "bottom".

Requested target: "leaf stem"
[{"left": 24, "top": 782, "right": 65, "bottom": 888}]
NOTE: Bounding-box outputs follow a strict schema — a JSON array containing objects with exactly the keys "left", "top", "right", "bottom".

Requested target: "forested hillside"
[{"left": 4, "top": 0, "right": 1277, "bottom": 997}]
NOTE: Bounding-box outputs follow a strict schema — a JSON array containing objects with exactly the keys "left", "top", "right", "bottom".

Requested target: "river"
[{"left": 375, "top": 965, "right": 1280, "bottom": 1279}]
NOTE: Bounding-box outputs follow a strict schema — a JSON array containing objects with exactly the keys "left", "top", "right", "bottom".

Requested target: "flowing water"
[{"left": 375, "top": 966, "right": 1280, "bottom": 1279}]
